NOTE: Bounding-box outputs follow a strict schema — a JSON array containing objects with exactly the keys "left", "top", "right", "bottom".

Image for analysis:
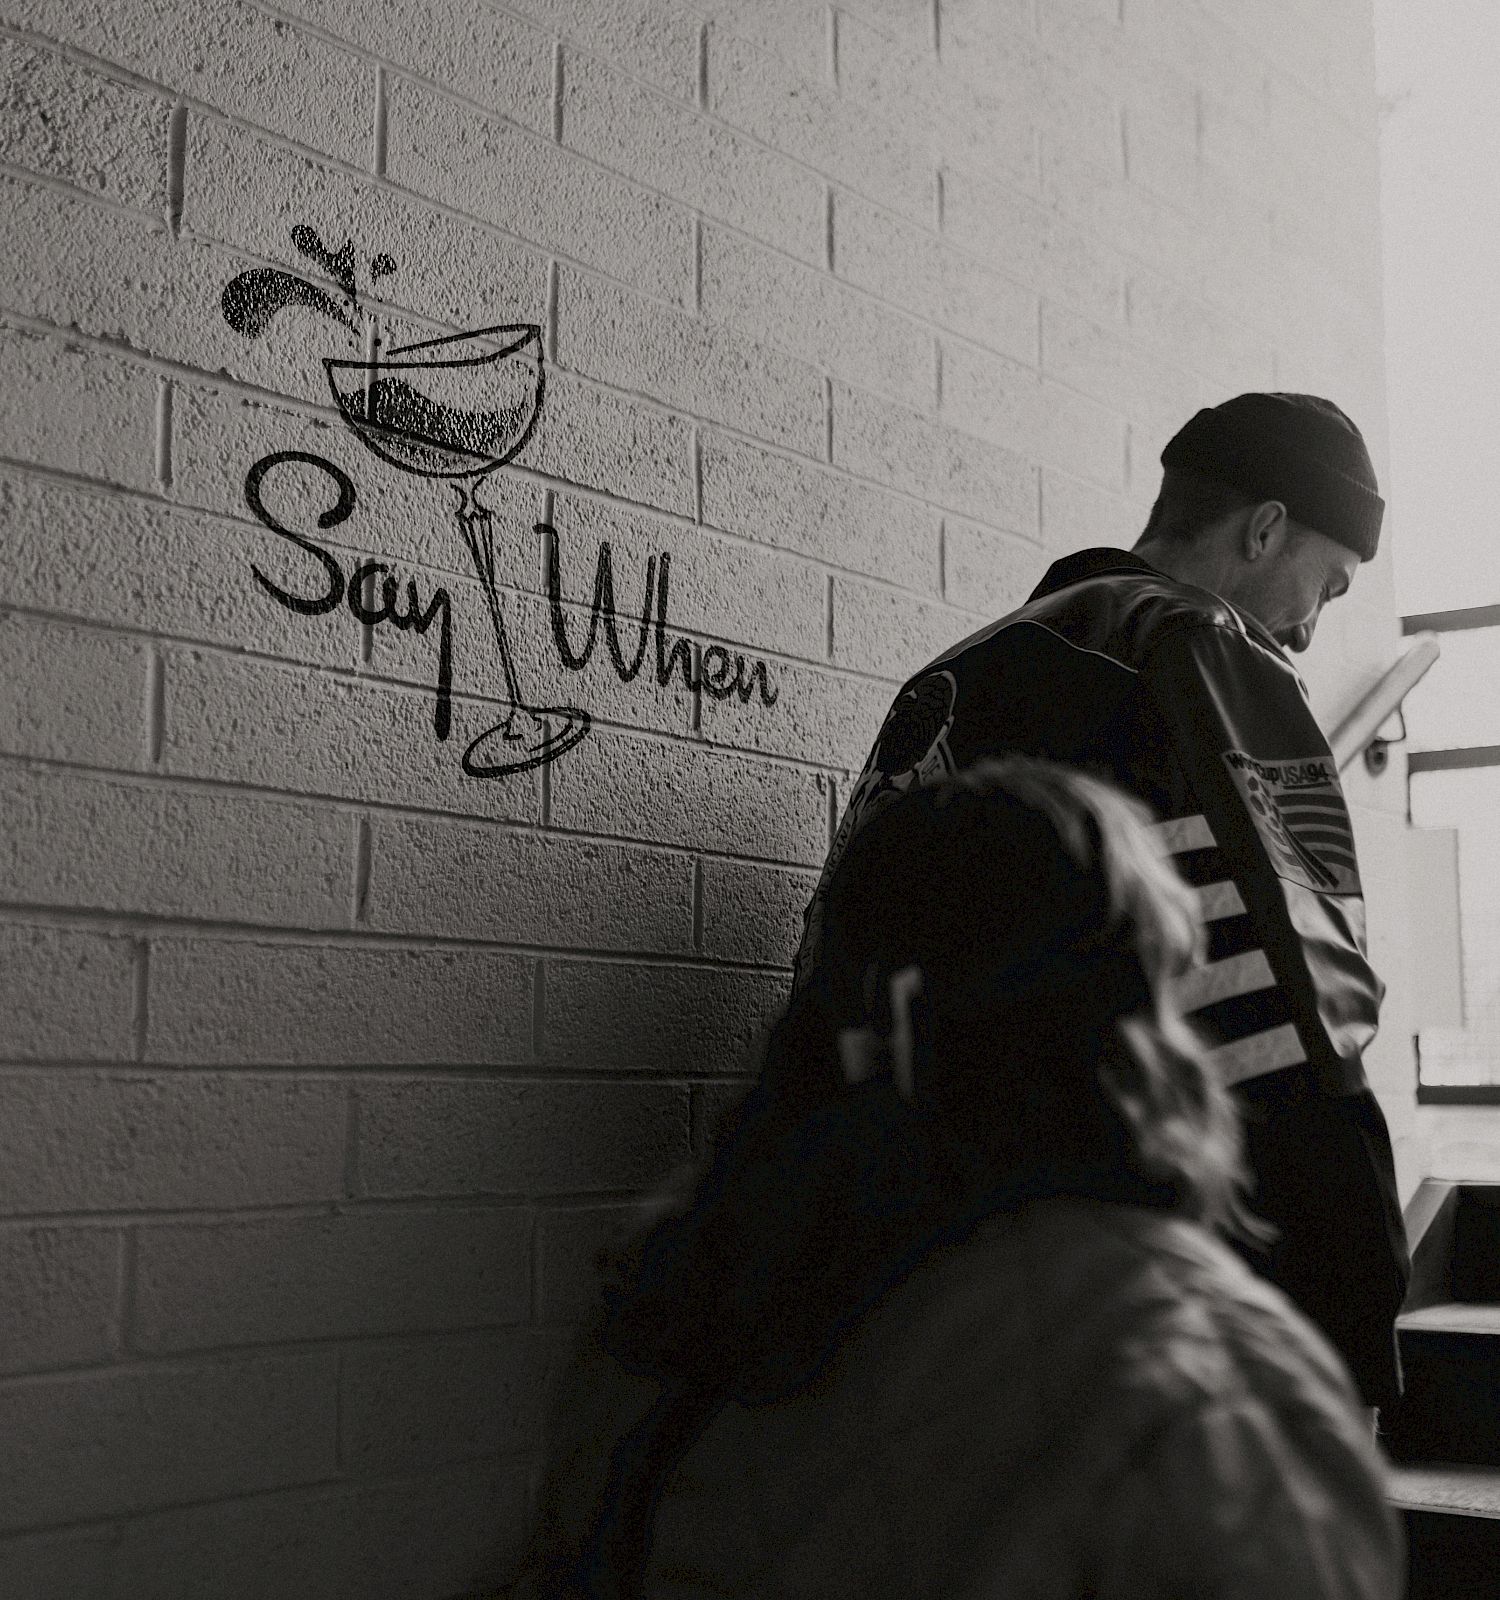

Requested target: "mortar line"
[
  {"left": 532, "top": 962, "right": 546, "bottom": 1061},
  {"left": 691, "top": 858, "right": 705, "bottom": 952},
  {"left": 528, "top": 1202, "right": 543, "bottom": 1324},
  {"left": 372, "top": 64, "right": 388, "bottom": 177},
  {"left": 0, "top": 899, "right": 805, "bottom": 960},
  {"left": 1, "top": 13, "right": 1311, "bottom": 307},
  {"left": 545, "top": 259, "right": 560, "bottom": 363},
  {"left": 342, "top": 1088, "right": 360, "bottom": 1201},
  {"left": 551, "top": 42, "right": 564, "bottom": 142},
  {"left": 4, "top": 423, "right": 1009, "bottom": 619},
  {"left": 0, "top": 1441, "right": 538, "bottom": 1542},
  {"left": 0, "top": 200, "right": 1153, "bottom": 474},
  {"left": 0, "top": 667, "right": 886, "bottom": 790},
  {"left": 145, "top": 644, "right": 165, "bottom": 767},
  {"left": 0, "top": 1063, "right": 772, "bottom": 1091},
  {"left": 0, "top": 155, "right": 161, "bottom": 225},
  {"left": 131, "top": 938, "right": 150, "bottom": 1061},
  {"left": 333, "top": 1345, "right": 347, "bottom": 1470},
  {"left": 540, "top": 486, "right": 556, "bottom": 588},
  {"left": 117, "top": 1227, "right": 139, "bottom": 1357},
  {"left": 352, "top": 815, "right": 372, "bottom": 925},
  {"left": 153, "top": 375, "right": 174, "bottom": 491},
  {"left": 166, "top": 101, "right": 187, "bottom": 237},
  {"left": 0, "top": 639, "right": 894, "bottom": 814},
  {"left": 697, "top": 24, "right": 709, "bottom": 109},
  {"left": 0, "top": 793, "right": 821, "bottom": 897}
]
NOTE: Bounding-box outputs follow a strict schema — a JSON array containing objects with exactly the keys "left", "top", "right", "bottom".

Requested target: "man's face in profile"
[{"left": 1237, "top": 522, "right": 1360, "bottom": 653}]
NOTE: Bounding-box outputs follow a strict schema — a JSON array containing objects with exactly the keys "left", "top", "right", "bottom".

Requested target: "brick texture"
[
  {"left": 132, "top": 1209, "right": 531, "bottom": 1350},
  {"left": 0, "top": 1072, "right": 347, "bottom": 1215},
  {"left": 0, "top": 615, "right": 150, "bottom": 770},
  {"left": 337, "top": 1328, "right": 563, "bottom": 1472},
  {"left": 146, "top": 938, "right": 535, "bottom": 1066},
  {"left": 534, "top": 1202, "right": 650, "bottom": 1323},
  {"left": 0, "top": 0, "right": 1410, "bottom": 1589},
  {"left": 0, "top": 1458, "right": 531, "bottom": 1600},
  {"left": 0, "top": 1225, "right": 122, "bottom": 1375},
  {"left": 0, "top": 923, "right": 136, "bottom": 1062},
  {"left": 0, "top": 37, "right": 170, "bottom": 211},
  {"left": 0, "top": 765, "right": 351, "bottom": 929},
  {"left": 363, "top": 812, "right": 695, "bottom": 952},
  {"left": 541, "top": 958, "right": 787, "bottom": 1074},
  {"left": 0, "top": 1350, "right": 338, "bottom": 1533},
  {"left": 0, "top": 321, "right": 158, "bottom": 491},
  {"left": 354, "top": 1076, "right": 692, "bottom": 1197}
]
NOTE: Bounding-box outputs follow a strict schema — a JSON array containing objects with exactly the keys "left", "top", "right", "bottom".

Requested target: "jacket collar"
[
  {"left": 1026, "top": 547, "right": 1163, "bottom": 602},
  {"left": 1027, "top": 547, "right": 1289, "bottom": 658}
]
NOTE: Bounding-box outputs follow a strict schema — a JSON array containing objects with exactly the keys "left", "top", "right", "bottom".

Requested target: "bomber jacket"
[{"left": 795, "top": 547, "right": 1381, "bottom": 1098}]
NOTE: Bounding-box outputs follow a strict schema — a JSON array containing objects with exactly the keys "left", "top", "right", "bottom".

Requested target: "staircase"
[{"left": 1385, "top": 1182, "right": 1500, "bottom": 1597}]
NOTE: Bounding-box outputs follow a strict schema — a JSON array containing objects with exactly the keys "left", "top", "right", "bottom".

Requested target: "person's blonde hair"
[{"left": 815, "top": 757, "right": 1259, "bottom": 1239}]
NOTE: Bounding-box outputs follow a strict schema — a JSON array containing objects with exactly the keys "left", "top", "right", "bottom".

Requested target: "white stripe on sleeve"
[
  {"left": 1208, "top": 1022, "right": 1306, "bottom": 1087},
  {"left": 1195, "top": 880, "right": 1246, "bottom": 921},
  {"left": 1178, "top": 950, "right": 1276, "bottom": 1013},
  {"left": 1152, "top": 814, "right": 1216, "bottom": 853}
]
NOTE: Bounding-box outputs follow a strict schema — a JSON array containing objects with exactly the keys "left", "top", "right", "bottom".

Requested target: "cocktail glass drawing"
[{"left": 325, "top": 322, "right": 590, "bottom": 776}]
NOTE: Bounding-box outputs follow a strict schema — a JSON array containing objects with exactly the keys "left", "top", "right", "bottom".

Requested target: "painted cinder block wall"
[{"left": 0, "top": 0, "right": 1413, "bottom": 1593}]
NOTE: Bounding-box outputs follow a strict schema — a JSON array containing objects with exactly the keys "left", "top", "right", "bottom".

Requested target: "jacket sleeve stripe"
[
  {"left": 1178, "top": 950, "right": 1276, "bottom": 1012},
  {"left": 1152, "top": 814, "right": 1216, "bottom": 853},
  {"left": 1208, "top": 1022, "right": 1307, "bottom": 1086},
  {"left": 1195, "top": 880, "right": 1247, "bottom": 921}
]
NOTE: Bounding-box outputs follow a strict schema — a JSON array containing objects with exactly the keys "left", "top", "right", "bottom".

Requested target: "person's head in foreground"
[
  {"left": 1135, "top": 391, "right": 1383, "bottom": 653},
  {"left": 521, "top": 760, "right": 1402, "bottom": 1600}
]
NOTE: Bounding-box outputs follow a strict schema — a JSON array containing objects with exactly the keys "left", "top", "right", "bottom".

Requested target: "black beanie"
[{"left": 1160, "top": 392, "right": 1384, "bottom": 561}]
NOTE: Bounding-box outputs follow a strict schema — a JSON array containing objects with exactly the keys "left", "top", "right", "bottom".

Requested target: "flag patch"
[{"left": 1222, "top": 750, "right": 1361, "bottom": 895}]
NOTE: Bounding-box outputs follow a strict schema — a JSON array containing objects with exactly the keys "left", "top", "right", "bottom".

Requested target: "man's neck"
[{"left": 1131, "top": 538, "right": 1232, "bottom": 603}]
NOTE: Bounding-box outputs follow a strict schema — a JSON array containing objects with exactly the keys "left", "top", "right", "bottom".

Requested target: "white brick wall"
[{"left": 0, "top": 0, "right": 1409, "bottom": 1593}]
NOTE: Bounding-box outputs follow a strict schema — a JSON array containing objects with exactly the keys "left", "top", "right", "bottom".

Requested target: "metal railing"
[{"left": 1330, "top": 633, "right": 1441, "bottom": 773}]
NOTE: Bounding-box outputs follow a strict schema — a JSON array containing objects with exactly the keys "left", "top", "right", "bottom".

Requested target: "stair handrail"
[{"left": 1329, "top": 633, "right": 1441, "bottom": 773}]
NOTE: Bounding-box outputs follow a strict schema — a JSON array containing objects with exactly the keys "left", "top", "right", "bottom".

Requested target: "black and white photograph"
[{"left": 0, "top": 0, "right": 1494, "bottom": 1594}]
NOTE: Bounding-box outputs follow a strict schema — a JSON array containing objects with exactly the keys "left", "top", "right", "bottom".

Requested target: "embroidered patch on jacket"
[{"left": 1222, "top": 750, "right": 1361, "bottom": 895}]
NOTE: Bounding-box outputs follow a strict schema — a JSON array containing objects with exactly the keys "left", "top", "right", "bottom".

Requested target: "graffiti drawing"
[
  {"left": 222, "top": 223, "right": 778, "bottom": 778},
  {"left": 243, "top": 450, "right": 455, "bottom": 739},
  {"left": 544, "top": 527, "right": 778, "bottom": 707},
  {"left": 325, "top": 321, "right": 589, "bottom": 777}
]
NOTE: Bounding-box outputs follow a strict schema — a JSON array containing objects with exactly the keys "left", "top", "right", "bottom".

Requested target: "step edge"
[
  {"left": 1388, "top": 1465, "right": 1500, "bottom": 1520},
  {"left": 1399, "top": 1302, "right": 1500, "bottom": 1330}
]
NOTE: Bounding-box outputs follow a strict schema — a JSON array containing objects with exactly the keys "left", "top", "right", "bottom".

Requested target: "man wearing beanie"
[{"left": 794, "top": 391, "right": 1409, "bottom": 1419}]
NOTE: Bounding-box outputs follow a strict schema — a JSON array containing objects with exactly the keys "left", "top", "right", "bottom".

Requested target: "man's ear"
[
  {"left": 886, "top": 965, "right": 925, "bottom": 1100},
  {"left": 1242, "top": 500, "right": 1289, "bottom": 562}
]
